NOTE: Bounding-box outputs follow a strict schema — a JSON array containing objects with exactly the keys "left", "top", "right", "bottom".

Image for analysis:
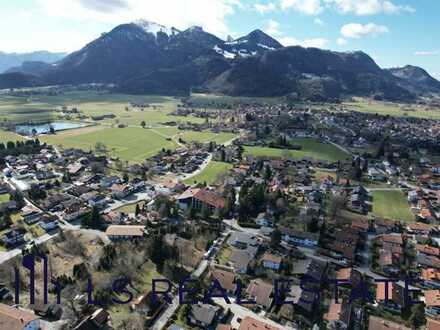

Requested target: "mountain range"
[
  {"left": 1, "top": 20, "right": 439, "bottom": 102},
  {"left": 0, "top": 51, "right": 66, "bottom": 74}
]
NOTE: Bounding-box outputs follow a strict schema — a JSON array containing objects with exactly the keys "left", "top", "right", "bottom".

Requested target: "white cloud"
[
  {"left": 255, "top": 2, "right": 276, "bottom": 14},
  {"left": 279, "top": 0, "right": 414, "bottom": 16},
  {"left": 280, "top": 36, "right": 328, "bottom": 48},
  {"left": 336, "top": 37, "right": 347, "bottom": 45},
  {"left": 331, "top": 0, "right": 415, "bottom": 15},
  {"left": 36, "top": 0, "right": 242, "bottom": 38},
  {"left": 280, "top": 0, "right": 323, "bottom": 15},
  {"left": 414, "top": 50, "right": 439, "bottom": 56},
  {"left": 264, "top": 19, "right": 282, "bottom": 36},
  {"left": 340, "top": 22, "right": 389, "bottom": 39},
  {"left": 314, "top": 18, "right": 325, "bottom": 26}
]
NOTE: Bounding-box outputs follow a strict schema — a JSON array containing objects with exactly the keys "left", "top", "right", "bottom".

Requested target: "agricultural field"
[
  {"left": 371, "top": 190, "right": 414, "bottom": 222},
  {"left": 0, "top": 129, "right": 26, "bottom": 143},
  {"left": 344, "top": 97, "right": 440, "bottom": 120},
  {"left": 41, "top": 126, "right": 177, "bottom": 163},
  {"left": 0, "top": 90, "right": 206, "bottom": 126},
  {"left": 184, "top": 161, "right": 233, "bottom": 185},
  {"left": 178, "top": 130, "right": 237, "bottom": 145},
  {"left": 188, "top": 93, "right": 285, "bottom": 108},
  {"left": 244, "top": 138, "right": 349, "bottom": 162},
  {"left": 0, "top": 95, "right": 54, "bottom": 123}
]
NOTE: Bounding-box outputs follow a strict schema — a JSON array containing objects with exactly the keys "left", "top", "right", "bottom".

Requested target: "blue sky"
[{"left": 1, "top": 0, "right": 438, "bottom": 78}]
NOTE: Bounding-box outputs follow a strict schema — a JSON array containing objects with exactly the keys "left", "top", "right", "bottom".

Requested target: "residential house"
[
  {"left": 323, "top": 301, "right": 351, "bottom": 330},
  {"left": 87, "top": 194, "right": 107, "bottom": 209},
  {"left": 38, "top": 215, "right": 59, "bottom": 232},
  {"left": 189, "top": 304, "right": 220, "bottom": 328},
  {"left": 416, "top": 244, "right": 440, "bottom": 258},
  {"left": 427, "top": 318, "right": 440, "bottom": 330},
  {"left": 229, "top": 247, "right": 258, "bottom": 274},
  {"left": 368, "top": 167, "right": 386, "bottom": 181},
  {"left": 421, "top": 269, "right": 440, "bottom": 289},
  {"left": 216, "top": 325, "right": 232, "bottom": 330},
  {"left": 100, "top": 176, "right": 120, "bottom": 188},
  {"left": 256, "top": 213, "right": 273, "bottom": 227},
  {"left": 376, "top": 282, "right": 405, "bottom": 310},
  {"left": 102, "top": 211, "right": 126, "bottom": 225},
  {"left": 73, "top": 308, "right": 109, "bottom": 330},
  {"left": 131, "top": 292, "right": 166, "bottom": 325},
  {"left": 418, "top": 254, "right": 440, "bottom": 269},
  {"left": 336, "top": 268, "right": 362, "bottom": 287},
  {"left": 425, "top": 290, "right": 440, "bottom": 316},
  {"left": 0, "top": 303, "right": 40, "bottom": 330},
  {"left": 238, "top": 316, "right": 280, "bottom": 330},
  {"left": 375, "top": 218, "right": 399, "bottom": 234},
  {"left": 2, "top": 228, "right": 26, "bottom": 247},
  {"left": 110, "top": 184, "right": 132, "bottom": 200},
  {"left": 245, "top": 279, "right": 274, "bottom": 310},
  {"left": 261, "top": 253, "right": 282, "bottom": 271},
  {"left": 105, "top": 225, "right": 147, "bottom": 241},
  {"left": 210, "top": 268, "right": 236, "bottom": 294},
  {"left": 176, "top": 187, "right": 225, "bottom": 212},
  {"left": 408, "top": 222, "right": 433, "bottom": 235},
  {"left": 280, "top": 227, "right": 319, "bottom": 247}
]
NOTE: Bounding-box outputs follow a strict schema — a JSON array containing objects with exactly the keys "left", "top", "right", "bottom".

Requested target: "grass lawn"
[
  {"left": 314, "top": 169, "right": 337, "bottom": 181},
  {"left": 115, "top": 201, "right": 147, "bottom": 214},
  {"left": 244, "top": 138, "right": 349, "bottom": 162},
  {"left": 217, "top": 246, "right": 232, "bottom": 265},
  {"left": 344, "top": 98, "right": 440, "bottom": 120},
  {"left": 41, "top": 127, "right": 177, "bottom": 163},
  {"left": 178, "top": 130, "right": 237, "bottom": 145},
  {"left": 0, "top": 129, "right": 26, "bottom": 143},
  {"left": 184, "top": 161, "right": 233, "bottom": 185},
  {"left": 188, "top": 93, "right": 284, "bottom": 107},
  {"left": 371, "top": 190, "right": 414, "bottom": 222},
  {"left": 0, "top": 193, "right": 10, "bottom": 203}
]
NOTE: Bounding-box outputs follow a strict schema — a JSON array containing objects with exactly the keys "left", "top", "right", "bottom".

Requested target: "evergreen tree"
[{"left": 270, "top": 229, "right": 281, "bottom": 250}]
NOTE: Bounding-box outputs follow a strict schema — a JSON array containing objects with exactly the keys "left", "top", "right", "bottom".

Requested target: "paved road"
[
  {"left": 102, "top": 191, "right": 152, "bottom": 213},
  {"left": 178, "top": 153, "right": 213, "bottom": 182},
  {"left": 222, "top": 219, "right": 261, "bottom": 236}
]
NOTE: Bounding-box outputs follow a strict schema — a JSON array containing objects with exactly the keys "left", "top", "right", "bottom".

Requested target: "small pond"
[{"left": 15, "top": 121, "right": 85, "bottom": 136}]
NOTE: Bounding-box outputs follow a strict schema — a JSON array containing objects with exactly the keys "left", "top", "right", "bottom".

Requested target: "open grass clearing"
[
  {"left": 188, "top": 93, "right": 285, "bottom": 107},
  {"left": 244, "top": 138, "right": 349, "bottom": 162},
  {"left": 0, "top": 129, "right": 26, "bottom": 143},
  {"left": 115, "top": 200, "right": 147, "bottom": 214},
  {"left": 371, "top": 190, "right": 414, "bottom": 222},
  {"left": 178, "top": 130, "right": 237, "bottom": 145},
  {"left": 344, "top": 97, "right": 440, "bottom": 120},
  {"left": 41, "top": 126, "right": 177, "bottom": 163},
  {"left": 0, "top": 91, "right": 206, "bottom": 126},
  {"left": 0, "top": 193, "right": 10, "bottom": 203},
  {"left": 217, "top": 246, "right": 232, "bottom": 265},
  {"left": 184, "top": 161, "right": 233, "bottom": 185}
]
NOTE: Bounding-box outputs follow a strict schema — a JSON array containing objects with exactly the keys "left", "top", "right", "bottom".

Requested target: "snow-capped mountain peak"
[{"left": 133, "top": 19, "right": 178, "bottom": 36}]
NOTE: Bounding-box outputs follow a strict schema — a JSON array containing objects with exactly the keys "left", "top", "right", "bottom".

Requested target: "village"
[{"left": 1, "top": 99, "right": 440, "bottom": 330}]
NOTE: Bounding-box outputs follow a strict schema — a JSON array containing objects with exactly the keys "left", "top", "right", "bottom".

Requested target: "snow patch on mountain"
[
  {"left": 133, "top": 19, "right": 178, "bottom": 36},
  {"left": 213, "top": 45, "right": 236, "bottom": 59},
  {"left": 257, "top": 43, "right": 276, "bottom": 51}
]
